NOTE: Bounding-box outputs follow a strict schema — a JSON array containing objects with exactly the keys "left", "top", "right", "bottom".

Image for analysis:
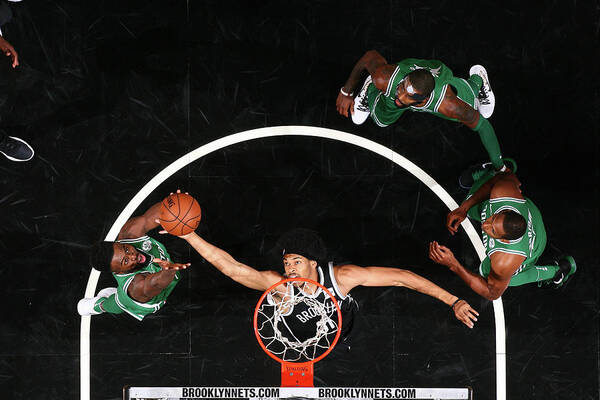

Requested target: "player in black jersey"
[{"left": 168, "top": 225, "right": 478, "bottom": 330}]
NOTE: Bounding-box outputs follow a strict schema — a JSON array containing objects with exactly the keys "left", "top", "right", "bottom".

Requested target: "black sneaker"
[
  {"left": 459, "top": 161, "right": 493, "bottom": 190},
  {"left": 550, "top": 256, "right": 577, "bottom": 288},
  {"left": 0, "top": 135, "right": 34, "bottom": 162},
  {"left": 458, "top": 158, "right": 517, "bottom": 190}
]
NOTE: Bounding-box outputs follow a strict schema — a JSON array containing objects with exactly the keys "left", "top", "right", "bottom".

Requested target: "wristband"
[
  {"left": 451, "top": 298, "right": 462, "bottom": 309},
  {"left": 340, "top": 87, "right": 353, "bottom": 97}
]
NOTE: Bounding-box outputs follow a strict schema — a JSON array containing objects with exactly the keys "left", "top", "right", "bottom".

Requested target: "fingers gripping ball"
[{"left": 159, "top": 193, "right": 201, "bottom": 236}]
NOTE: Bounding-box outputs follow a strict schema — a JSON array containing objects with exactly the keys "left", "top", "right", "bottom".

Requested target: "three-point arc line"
[{"left": 79, "top": 126, "right": 506, "bottom": 400}]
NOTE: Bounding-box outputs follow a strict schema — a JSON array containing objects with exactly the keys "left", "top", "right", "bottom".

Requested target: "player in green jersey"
[
  {"left": 77, "top": 201, "right": 190, "bottom": 321},
  {"left": 427, "top": 170, "right": 576, "bottom": 300},
  {"left": 336, "top": 50, "right": 506, "bottom": 172}
]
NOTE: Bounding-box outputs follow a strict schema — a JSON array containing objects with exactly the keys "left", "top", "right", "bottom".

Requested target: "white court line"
[{"left": 80, "top": 126, "right": 505, "bottom": 400}]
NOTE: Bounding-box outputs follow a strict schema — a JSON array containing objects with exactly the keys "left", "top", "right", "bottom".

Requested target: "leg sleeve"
[
  {"left": 466, "top": 74, "right": 483, "bottom": 94},
  {"left": 507, "top": 263, "right": 560, "bottom": 287},
  {"left": 473, "top": 117, "right": 504, "bottom": 170},
  {"left": 481, "top": 257, "right": 560, "bottom": 287},
  {"left": 94, "top": 294, "right": 124, "bottom": 315}
]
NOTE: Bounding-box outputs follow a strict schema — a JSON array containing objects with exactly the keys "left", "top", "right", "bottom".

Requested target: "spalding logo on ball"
[{"left": 159, "top": 192, "right": 202, "bottom": 236}]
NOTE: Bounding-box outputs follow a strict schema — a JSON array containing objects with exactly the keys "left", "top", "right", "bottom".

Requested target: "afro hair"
[
  {"left": 89, "top": 241, "right": 115, "bottom": 272},
  {"left": 275, "top": 228, "right": 327, "bottom": 262}
]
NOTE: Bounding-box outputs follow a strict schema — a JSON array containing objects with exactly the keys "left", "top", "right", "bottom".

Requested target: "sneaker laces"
[
  {"left": 478, "top": 75, "right": 491, "bottom": 104},
  {"left": 355, "top": 95, "right": 369, "bottom": 112}
]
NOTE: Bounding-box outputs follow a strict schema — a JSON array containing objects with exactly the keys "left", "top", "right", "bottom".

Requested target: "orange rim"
[{"left": 253, "top": 277, "right": 342, "bottom": 365}]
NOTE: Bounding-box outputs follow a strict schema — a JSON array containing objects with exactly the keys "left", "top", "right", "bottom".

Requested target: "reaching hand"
[
  {"left": 335, "top": 91, "right": 354, "bottom": 118},
  {"left": 428, "top": 241, "right": 458, "bottom": 269},
  {"left": 154, "top": 218, "right": 195, "bottom": 239},
  {"left": 452, "top": 300, "right": 479, "bottom": 329},
  {"left": 0, "top": 36, "right": 19, "bottom": 68},
  {"left": 155, "top": 189, "right": 197, "bottom": 239},
  {"left": 153, "top": 258, "right": 191, "bottom": 271},
  {"left": 446, "top": 206, "right": 467, "bottom": 235}
]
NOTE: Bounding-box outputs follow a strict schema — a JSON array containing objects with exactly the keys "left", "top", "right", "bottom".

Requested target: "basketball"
[{"left": 159, "top": 192, "right": 202, "bottom": 236}]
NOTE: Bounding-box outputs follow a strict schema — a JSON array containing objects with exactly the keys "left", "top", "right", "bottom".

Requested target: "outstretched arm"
[
  {"left": 117, "top": 202, "right": 163, "bottom": 240},
  {"left": 179, "top": 231, "right": 283, "bottom": 291},
  {"left": 127, "top": 259, "right": 190, "bottom": 303},
  {"left": 334, "top": 263, "right": 478, "bottom": 328}
]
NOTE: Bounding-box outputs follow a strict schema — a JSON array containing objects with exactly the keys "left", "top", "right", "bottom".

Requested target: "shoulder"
[
  {"left": 490, "top": 174, "right": 524, "bottom": 200},
  {"left": 117, "top": 225, "right": 146, "bottom": 240},
  {"left": 263, "top": 269, "right": 285, "bottom": 282},
  {"left": 331, "top": 264, "right": 364, "bottom": 296},
  {"left": 489, "top": 251, "right": 526, "bottom": 278},
  {"left": 372, "top": 64, "right": 397, "bottom": 92},
  {"left": 255, "top": 269, "right": 286, "bottom": 291},
  {"left": 332, "top": 264, "right": 364, "bottom": 284}
]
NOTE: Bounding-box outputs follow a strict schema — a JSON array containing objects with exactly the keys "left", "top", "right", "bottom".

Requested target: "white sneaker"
[
  {"left": 469, "top": 65, "right": 495, "bottom": 119},
  {"left": 351, "top": 76, "right": 372, "bottom": 125},
  {"left": 77, "top": 287, "right": 117, "bottom": 316}
]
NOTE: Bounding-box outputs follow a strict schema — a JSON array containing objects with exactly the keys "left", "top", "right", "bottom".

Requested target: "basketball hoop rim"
[{"left": 253, "top": 277, "right": 343, "bottom": 366}]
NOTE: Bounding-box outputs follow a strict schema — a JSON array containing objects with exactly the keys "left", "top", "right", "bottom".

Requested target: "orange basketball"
[{"left": 159, "top": 193, "right": 202, "bottom": 236}]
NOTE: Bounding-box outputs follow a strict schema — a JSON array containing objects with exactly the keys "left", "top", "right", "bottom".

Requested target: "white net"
[
  {"left": 254, "top": 279, "right": 341, "bottom": 362},
  {"left": 124, "top": 386, "right": 473, "bottom": 400}
]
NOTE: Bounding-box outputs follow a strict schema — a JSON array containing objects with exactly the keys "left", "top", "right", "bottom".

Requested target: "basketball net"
[{"left": 253, "top": 278, "right": 342, "bottom": 387}]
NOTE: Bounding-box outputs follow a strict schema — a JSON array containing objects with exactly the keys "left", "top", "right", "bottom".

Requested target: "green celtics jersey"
[
  {"left": 112, "top": 236, "right": 180, "bottom": 321},
  {"left": 369, "top": 58, "right": 457, "bottom": 127},
  {"left": 473, "top": 196, "right": 547, "bottom": 271}
]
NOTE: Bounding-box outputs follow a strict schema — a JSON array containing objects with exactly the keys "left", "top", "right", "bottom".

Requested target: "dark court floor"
[{"left": 0, "top": 1, "right": 597, "bottom": 400}]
